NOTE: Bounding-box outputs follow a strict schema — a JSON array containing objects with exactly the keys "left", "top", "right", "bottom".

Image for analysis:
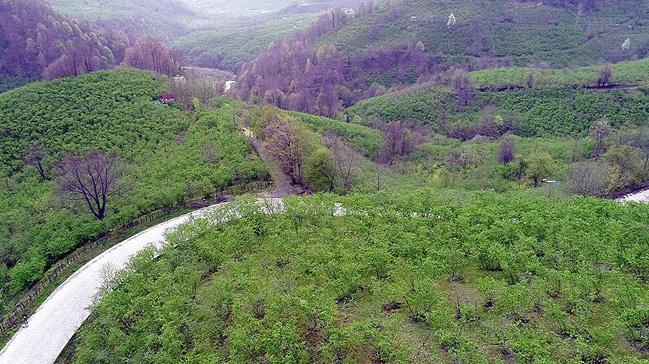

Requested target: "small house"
[{"left": 159, "top": 93, "right": 175, "bottom": 104}]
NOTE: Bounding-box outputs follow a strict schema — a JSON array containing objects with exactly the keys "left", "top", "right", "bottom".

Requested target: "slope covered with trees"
[
  {"left": 50, "top": 0, "right": 198, "bottom": 39},
  {"left": 172, "top": 14, "right": 319, "bottom": 73},
  {"left": 343, "top": 59, "right": 649, "bottom": 197},
  {"left": 0, "top": 70, "right": 268, "bottom": 315},
  {"left": 69, "top": 192, "right": 649, "bottom": 363},
  {"left": 0, "top": 0, "right": 129, "bottom": 80},
  {"left": 236, "top": 0, "right": 649, "bottom": 117}
]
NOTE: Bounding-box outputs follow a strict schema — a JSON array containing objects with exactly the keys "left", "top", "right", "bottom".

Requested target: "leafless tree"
[
  {"left": 263, "top": 116, "right": 308, "bottom": 185},
  {"left": 324, "top": 134, "right": 358, "bottom": 194},
  {"left": 497, "top": 137, "right": 516, "bottom": 165},
  {"left": 631, "top": 126, "right": 649, "bottom": 172},
  {"left": 589, "top": 118, "right": 612, "bottom": 160},
  {"left": 56, "top": 151, "right": 120, "bottom": 220},
  {"left": 122, "top": 38, "right": 180, "bottom": 76},
  {"left": 451, "top": 69, "right": 475, "bottom": 106},
  {"left": 596, "top": 64, "right": 613, "bottom": 88},
  {"left": 526, "top": 72, "right": 535, "bottom": 89},
  {"left": 568, "top": 161, "right": 609, "bottom": 197},
  {"left": 378, "top": 122, "right": 415, "bottom": 164},
  {"left": 23, "top": 144, "right": 49, "bottom": 180}
]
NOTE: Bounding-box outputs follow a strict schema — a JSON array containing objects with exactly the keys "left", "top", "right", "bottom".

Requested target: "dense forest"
[{"left": 0, "top": 0, "right": 129, "bottom": 79}]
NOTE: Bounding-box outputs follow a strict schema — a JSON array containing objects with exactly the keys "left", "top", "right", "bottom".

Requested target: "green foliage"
[
  {"left": 72, "top": 192, "right": 649, "bottom": 363},
  {"left": 321, "top": 0, "right": 649, "bottom": 69},
  {"left": 0, "top": 75, "right": 34, "bottom": 93},
  {"left": 349, "top": 84, "right": 649, "bottom": 138},
  {"left": 288, "top": 111, "right": 383, "bottom": 156},
  {"left": 0, "top": 70, "right": 268, "bottom": 313},
  {"left": 173, "top": 14, "right": 318, "bottom": 72},
  {"left": 304, "top": 148, "right": 338, "bottom": 192},
  {"left": 469, "top": 58, "right": 649, "bottom": 89}
]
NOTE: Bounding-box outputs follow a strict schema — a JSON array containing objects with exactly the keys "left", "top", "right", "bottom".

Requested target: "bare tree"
[
  {"left": 526, "top": 72, "right": 535, "bottom": 89},
  {"left": 451, "top": 69, "right": 475, "bottom": 106},
  {"left": 497, "top": 137, "right": 516, "bottom": 165},
  {"left": 23, "top": 144, "right": 49, "bottom": 180},
  {"left": 263, "top": 116, "right": 308, "bottom": 185},
  {"left": 596, "top": 64, "right": 613, "bottom": 88},
  {"left": 378, "top": 122, "right": 415, "bottom": 163},
  {"left": 324, "top": 134, "right": 358, "bottom": 194},
  {"left": 122, "top": 38, "right": 180, "bottom": 76},
  {"left": 631, "top": 126, "right": 649, "bottom": 172},
  {"left": 568, "top": 161, "right": 609, "bottom": 197},
  {"left": 589, "top": 118, "right": 612, "bottom": 160},
  {"left": 57, "top": 151, "right": 120, "bottom": 220}
]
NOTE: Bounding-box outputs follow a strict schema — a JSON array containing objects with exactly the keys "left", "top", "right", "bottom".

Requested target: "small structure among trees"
[
  {"left": 448, "top": 13, "right": 457, "bottom": 26},
  {"left": 158, "top": 93, "right": 175, "bottom": 104},
  {"left": 621, "top": 38, "right": 631, "bottom": 50}
]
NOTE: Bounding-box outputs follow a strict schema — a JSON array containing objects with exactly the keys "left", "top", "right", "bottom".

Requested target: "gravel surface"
[{"left": 618, "top": 188, "right": 649, "bottom": 203}]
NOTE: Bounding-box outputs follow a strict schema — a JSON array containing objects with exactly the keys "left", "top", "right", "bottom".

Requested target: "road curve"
[{"left": 0, "top": 203, "right": 239, "bottom": 364}]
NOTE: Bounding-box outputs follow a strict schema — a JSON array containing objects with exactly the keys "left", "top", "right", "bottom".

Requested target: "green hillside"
[
  {"left": 0, "top": 70, "right": 268, "bottom": 312},
  {"left": 50, "top": 0, "right": 198, "bottom": 38},
  {"left": 173, "top": 14, "right": 319, "bottom": 72},
  {"left": 70, "top": 192, "right": 649, "bottom": 363},
  {"left": 322, "top": 0, "right": 649, "bottom": 68},
  {"left": 348, "top": 59, "right": 649, "bottom": 137}
]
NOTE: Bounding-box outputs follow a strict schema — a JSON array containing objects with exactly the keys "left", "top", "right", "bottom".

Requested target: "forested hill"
[
  {"left": 0, "top": 0, "right": 128, "bottom": 79},
  {"left": 236, "top": 0, "right": 649, "bottom": 117},
  {"left": 50, "top": 0, "right": 198, "bottom": 39}
]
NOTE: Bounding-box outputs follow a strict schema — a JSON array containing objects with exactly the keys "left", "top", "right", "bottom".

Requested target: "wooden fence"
[{"left": 0, "top": 180, "right": 271, "bottom": 338}]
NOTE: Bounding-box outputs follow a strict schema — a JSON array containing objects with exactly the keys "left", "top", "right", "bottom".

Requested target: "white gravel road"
[
  {"left": 0, "top": 203, "right": 236, "bottom": 364},
  {"left": 618, "top": 188, "right": 649, "bottom": 203}
]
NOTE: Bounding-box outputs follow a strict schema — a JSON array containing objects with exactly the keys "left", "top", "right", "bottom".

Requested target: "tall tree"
[
  {"left": 378, "top": 122, "right": 415, "bottom": 163},
  {"left": 56, "top": 151, "right": 120, "bottom": 220},
  {"left": 122, "top": 38, "right": 179, "bottom": 76},
  {"left": 497, "top": 138, "right": 516, "bottom": 165},
  {"left": 596, "top": 64, "right": 613, "bottom": 88},
  {"left": 526, "top": 152, "right": 554, "bottom": 187},
  {"left": 263, "top": 116, "right": 309, "bottom": 185},
  {"left": 324, "top": 134, "right": 358, "bottom": 194},
  {"left": 589, "top": 118, "right": 612, "bottom": 160},
  {"left": 451, "top": 69, "right": 475, "bottom": 106}
]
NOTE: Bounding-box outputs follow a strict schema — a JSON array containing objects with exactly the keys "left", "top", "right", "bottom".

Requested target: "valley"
[{"left": 0, "top": 0, "right": 648, "bottom": 363}]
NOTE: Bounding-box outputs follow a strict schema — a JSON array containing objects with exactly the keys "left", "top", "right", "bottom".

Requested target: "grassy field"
[{"left": 68, "top": 192, "right": 649, "bottom": 363}]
